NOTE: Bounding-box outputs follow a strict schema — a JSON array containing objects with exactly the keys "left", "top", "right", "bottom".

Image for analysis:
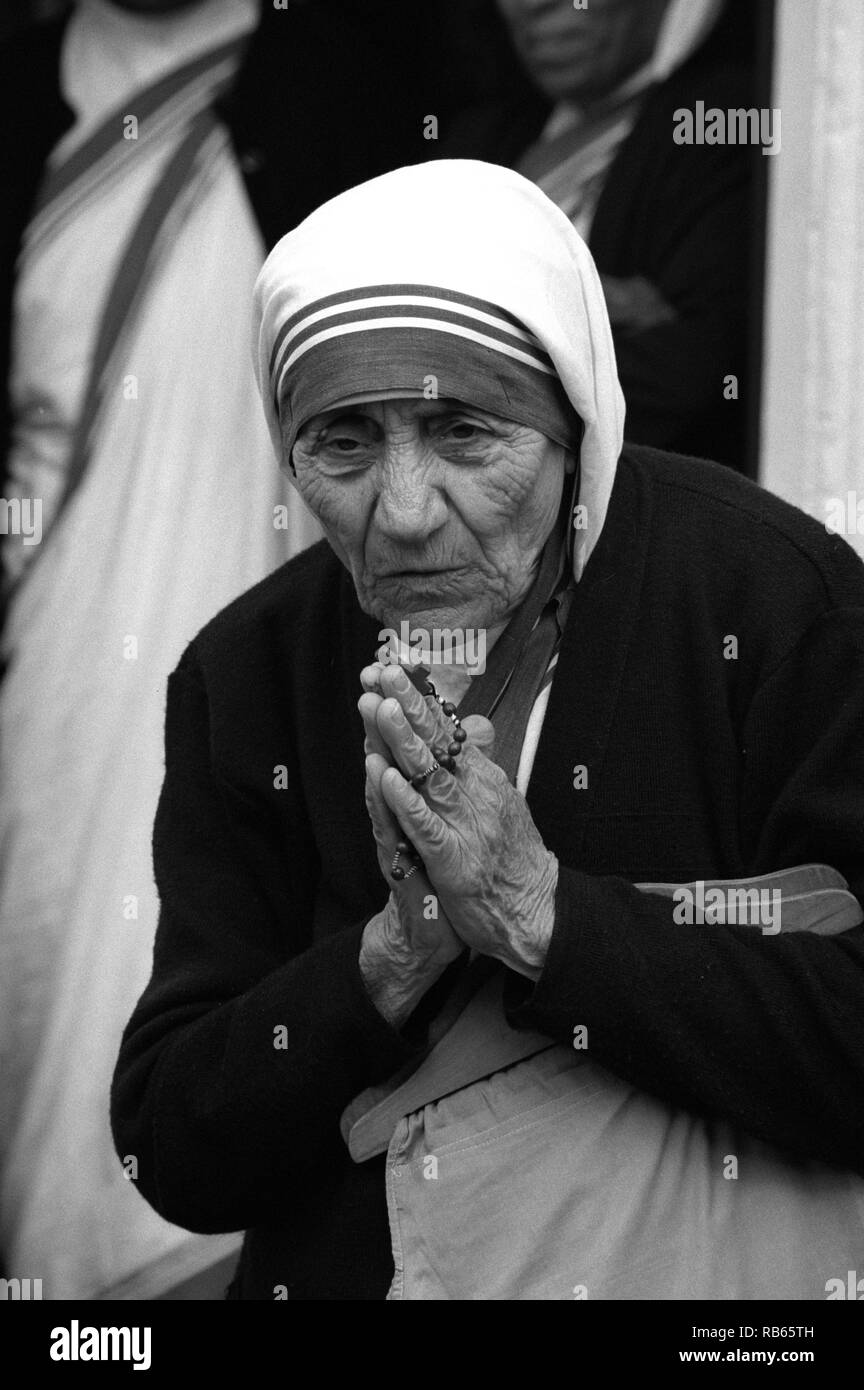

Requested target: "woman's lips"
[{"left": 379, "top": 566, "right": 461, "bottom": 580}]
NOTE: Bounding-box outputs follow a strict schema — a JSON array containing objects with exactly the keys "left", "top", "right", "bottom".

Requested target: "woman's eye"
[
  {"left": 317, "top": 428, "right": 375, "bottom": 463},
  {"left": 442, "top": 419, "right": 488, "bottom": 441},
  {"left": 318, "top": 444, "right": 372, "bottom": 472},
  {"left": 329, "top": 435, "right": 364, "bottom": 452}
]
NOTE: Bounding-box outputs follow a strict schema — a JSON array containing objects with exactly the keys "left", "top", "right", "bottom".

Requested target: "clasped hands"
[{"left": 357, "top": 661, "right": 558, "bottom": 1025}]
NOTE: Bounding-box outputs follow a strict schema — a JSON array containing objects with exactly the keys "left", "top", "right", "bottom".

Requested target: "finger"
[
  {"left": 359, "top": 691, "right": 392, "bottom": 760},
  {"left": 368, "top": 752, "right": 439, "bottom": 862},
  {"left": 373, "top": 700, "right": 467, "bottom": 828},
  {"left": 380, "top": 765, "right": 452, "bottom": 876},
  {"left": 365, "top": 754, "right": 404, "bottom": 841},
  {"left": 378, "top": 664, "right": 454, "bottom": 747},
  {"left": 366, "top": 750, "right": 398, "bottom": 807},
  {"left": 375, "top": 696, "right": 441, "bottom": 781},
  {"left": 376, "top": 677, "right": 493, "bottom": 808},
  {"left": 360, "top": 662, "right": 387, "bottom": 694},
  {"left": 368, "top": 757, "right": 436, "bottom": 893}
]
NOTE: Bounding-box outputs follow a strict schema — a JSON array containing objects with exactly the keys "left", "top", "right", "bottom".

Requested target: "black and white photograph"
[{"left": 0, "top": 0, "right": 861, "bottom": 1359}]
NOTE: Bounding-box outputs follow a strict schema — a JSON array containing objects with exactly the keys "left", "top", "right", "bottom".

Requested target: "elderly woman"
[{"left": 112, "top": 161, "right": 864, "bottom": 1301}]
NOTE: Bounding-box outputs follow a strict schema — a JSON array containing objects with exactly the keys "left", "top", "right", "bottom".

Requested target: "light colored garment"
[
  {"left": 344, "top": 868, "right": 864, "bottom": 1300},
  {"left": 0, "top": 0, "right": 318, "bottom": 1300},
  {"left": 388, "top": 1042, "right": 864, "bottom": 1300}
]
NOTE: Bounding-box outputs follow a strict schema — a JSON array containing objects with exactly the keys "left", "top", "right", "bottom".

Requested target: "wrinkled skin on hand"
[
  {"left": 362, "top": 713, "right": 464, "bottom": 977},
  {"left": 359, "top": 662, "right": 558, "bottom": 978}
]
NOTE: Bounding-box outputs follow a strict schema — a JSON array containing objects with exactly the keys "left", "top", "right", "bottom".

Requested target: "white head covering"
[{"left": 252, "top": 159, "right": 625, "bottom": 580}]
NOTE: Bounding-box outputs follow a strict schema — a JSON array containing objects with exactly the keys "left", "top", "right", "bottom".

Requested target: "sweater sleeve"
[
  {"left": 110, "top": 645, "right": 416, "bottom": 1234},
  {"left": 509, "top": 605, "right": 864, "bottom": 1174}
]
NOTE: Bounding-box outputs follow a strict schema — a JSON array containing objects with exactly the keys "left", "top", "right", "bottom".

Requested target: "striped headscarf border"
[
  {"left": 271, "top": 284, "right": 581, "bottom": 465},
  {"left": 268, "top": 284, "right": 556, "bottom": 403}
]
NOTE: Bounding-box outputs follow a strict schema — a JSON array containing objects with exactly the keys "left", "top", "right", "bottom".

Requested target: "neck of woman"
[{"left": 417, "top": 620, "right": 507, "bottom": 707}]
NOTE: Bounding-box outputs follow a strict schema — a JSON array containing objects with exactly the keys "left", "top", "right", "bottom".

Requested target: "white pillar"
[{"left": 760, "top": 0, "right": 864, "bottom": 558}]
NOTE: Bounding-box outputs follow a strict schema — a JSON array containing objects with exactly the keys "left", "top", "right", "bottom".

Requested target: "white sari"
[{"left": 0, "top": 0, "right": 319, "bottom": 1299}]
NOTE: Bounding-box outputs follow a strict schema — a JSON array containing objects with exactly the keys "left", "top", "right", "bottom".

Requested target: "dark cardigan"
[{"left": 111, "top": 445, "right": 864, "bottom": 1299}]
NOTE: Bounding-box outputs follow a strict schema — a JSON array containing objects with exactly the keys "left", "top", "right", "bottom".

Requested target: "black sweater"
[{"left": 111, "top": 446, "right": 864, "bottom": 1299}]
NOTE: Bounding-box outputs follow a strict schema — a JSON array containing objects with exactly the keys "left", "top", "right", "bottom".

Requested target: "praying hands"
[{"left": 357, "top": 661, "right": 558, "bottom": 1026}]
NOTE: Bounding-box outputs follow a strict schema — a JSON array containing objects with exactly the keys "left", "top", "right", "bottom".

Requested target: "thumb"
[{"left": 461, "top": 714, "right": 495, "bottom": 758}]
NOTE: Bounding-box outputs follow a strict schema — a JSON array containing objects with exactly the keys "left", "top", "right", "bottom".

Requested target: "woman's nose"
[{"left": 374, "top": 446, "right": 447, "bottom": 542}]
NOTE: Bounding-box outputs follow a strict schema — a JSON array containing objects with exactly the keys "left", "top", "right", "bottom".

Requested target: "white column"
[{"left": 760, "top": 0, "right": 864, "bottom": 558}]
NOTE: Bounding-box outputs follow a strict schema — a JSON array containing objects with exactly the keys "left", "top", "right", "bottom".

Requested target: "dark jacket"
[{"left": 111, "top": 445, "right": 864, "bottom": 1299}]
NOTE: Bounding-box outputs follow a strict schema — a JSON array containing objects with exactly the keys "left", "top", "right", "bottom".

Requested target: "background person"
[{"left": 497, "top": 0, "right": 758, "bottom": 468}]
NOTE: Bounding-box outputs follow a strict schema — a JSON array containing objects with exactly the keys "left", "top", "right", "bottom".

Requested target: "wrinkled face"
[
  {"left": 495, "top": 0, "right": 669, "bottom": 104},
  {"left": 289, "top": 396, "right": 571, "bottom": 633}
]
